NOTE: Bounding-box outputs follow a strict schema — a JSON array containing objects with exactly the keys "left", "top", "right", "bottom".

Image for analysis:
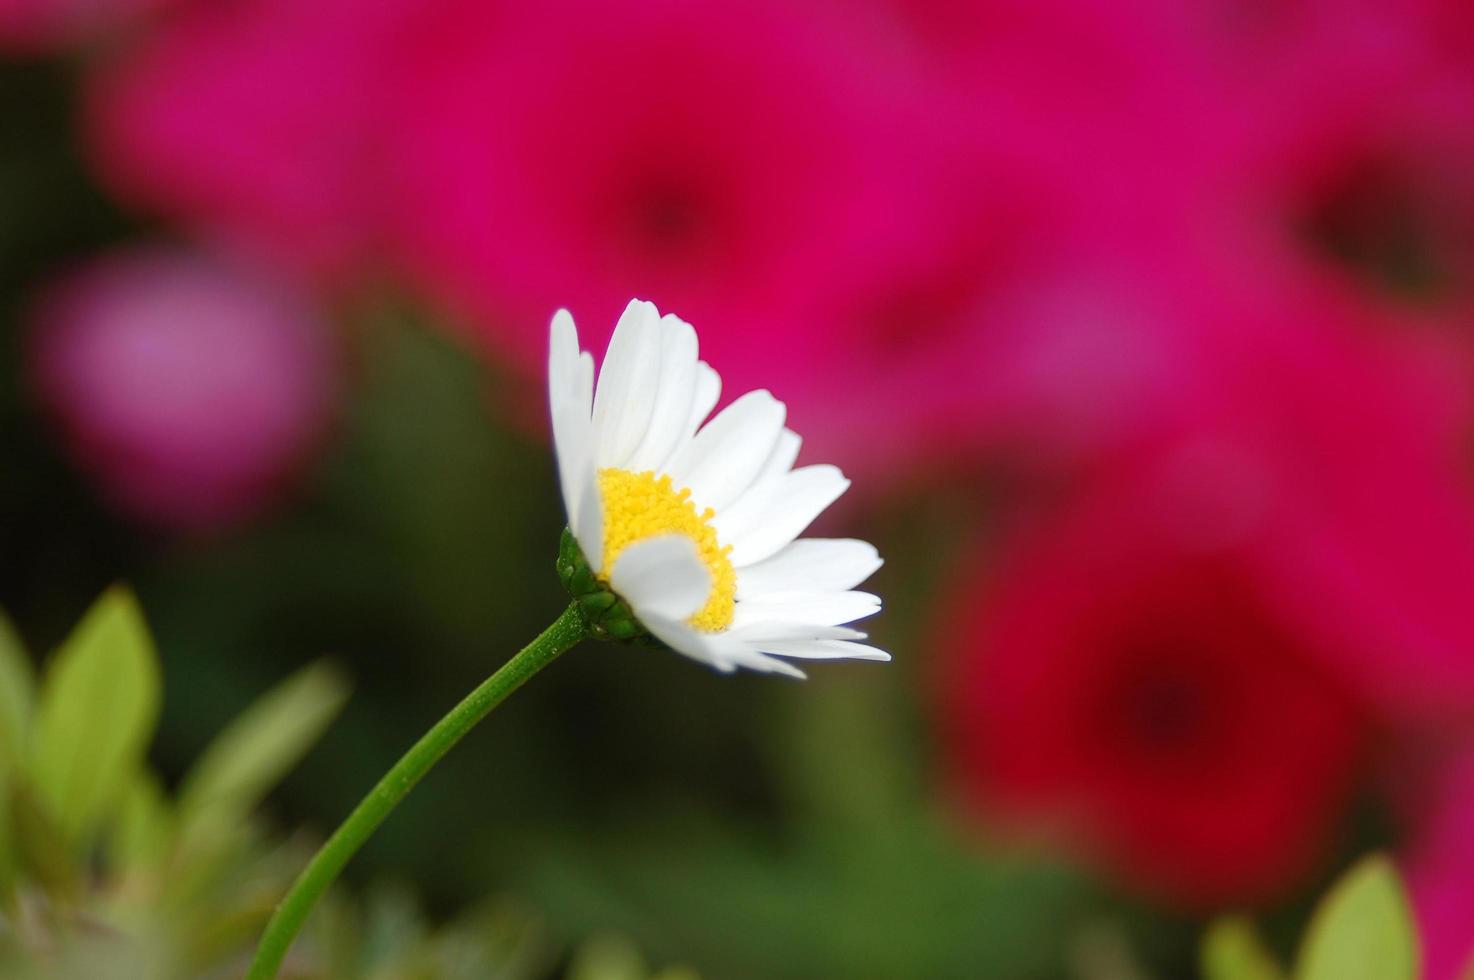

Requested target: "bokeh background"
[{"left": 3, "top": 0, "right": 1474, "bottom": 977}]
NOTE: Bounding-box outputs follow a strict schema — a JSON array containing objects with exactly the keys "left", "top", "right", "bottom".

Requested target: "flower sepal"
[{"left": 556, "top": 527, "right": 655, "bottom": 644}]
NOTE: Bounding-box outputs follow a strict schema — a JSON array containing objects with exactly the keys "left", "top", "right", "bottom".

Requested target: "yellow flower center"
[{"left": 597, "top": 468, "right": 736, "bottom": 632}]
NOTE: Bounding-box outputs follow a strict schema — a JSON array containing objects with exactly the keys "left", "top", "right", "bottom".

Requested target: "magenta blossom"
[
  {"left": 1116, "top": 269, "right": 1474, "bottom": 720},
  {"left": 385, "top": 0, "right": 922, "bottom": 390},
  {"left": 82, "top": 0, "right": 419, "bottom": 282},
  {"left": 30, "top": 247, "right": 339, "bottom": 531},
  {"left": 1154, "top": 30, "right": 1474, "bottom": 445},
  {"left": 1130, "top": 0, "right": 1438, "bottom": 159},
  {"left": 386, "top": 0, "right": 1201, "bottom": 482}
]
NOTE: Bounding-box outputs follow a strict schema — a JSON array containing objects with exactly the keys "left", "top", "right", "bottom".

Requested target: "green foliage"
[
  {"left": 567, "top": 933, "right": 700, "bottom": 980},
  {"left": 29, "top": 588, "right": 161, "bottom": 848},
  {"left": 0, "top": 610, "right": 32, "bottom": 766},
  {"left": 0, "top": 589, "right": 346, "bottom": 978},
  {"left": 1200, "top": 856, "right": 1419, "bottom": 980},
  {"left": 0, "top": 611, "right": 31, "bottom": 892},
  {"left": 110, "top": 771, "right": 174, "bottom": 870},
  {"left": 0, "top": 593, "right": 695, "bottom": 980},
  {"left": 524, "top": 812, "right": 1093, "bottom": 980},
  {"left": 1296, "top": 856, "right": 1418, "bottom": 980},
  {"left": 177, "top": 660, "right": 350, "bottom": 842},
  {"left": 1201, "top": 917, "right": 1286, "bottom": 980}
]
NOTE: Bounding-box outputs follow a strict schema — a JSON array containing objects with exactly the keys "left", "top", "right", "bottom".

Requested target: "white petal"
[
  {"left": 746, "top": 428, "right": 802, "bottom": 495},
  {"left": 664, "top": 389, "right": 786, "bottom": 513},
  {"left": 573, "top": 464, "right": 604, "bottom": 574},
  {"left": 724, "top": 466, "right": 851, "bottom": 567},
  {"left": 549, "top": 310, "right": 590, "bottom": 515},
  {"left": 639, "top": 609, "right": 807, "bottom": 678},
  {"left": 640, "top": 611, "right": 737, "bottom": 672},
  {"left": 591, "top": 299, "right": 663, "bottom": 469},
  {"left": 749, "top": 639, "right": 891, "bottom": 662},
  {"left": 710, "top": 431, "right": 802, "bottom": 542},
  {"left": 730, "top": 591, "right": 881, "bottom": 629},
  {"left": 723, "top": 649, "right": 808, "bottom": 679},
  {"left": 624, "top": 314, "right": 699, "bottom": 473},
  {"left": 646, "top": 359, "right": 722, "bottom": 482},
  {"left": 675, "top": 362, "right": 722, "bottom": 451},
  {"left": 726, "top": 621, "right": 868, "bottom": 643},
  {"left": 736, "top": 539, "right": 882, "bottom": 600},
  {"left": 609, "top": 535, "right": 712, "bottom": 622}
]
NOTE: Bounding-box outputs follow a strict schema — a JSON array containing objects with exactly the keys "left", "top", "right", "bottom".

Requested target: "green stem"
[{"left": 245, "top": 604, "right": 588, "bottom": 980}]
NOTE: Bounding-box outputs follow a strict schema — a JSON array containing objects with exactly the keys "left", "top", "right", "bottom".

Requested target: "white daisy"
[{"left": 548, "top": 299, "right": 889, "bottom": 678}]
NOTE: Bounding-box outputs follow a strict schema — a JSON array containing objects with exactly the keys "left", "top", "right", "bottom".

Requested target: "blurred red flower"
[
  {"left": 936, "top": 475, "right": 1368, "bottom": 905},
  {"left": 28, "top": 246, "right": 339, "bottom": 531},
  {"left": 935, "top": 246, "right": 1474, "bottom": 903}
]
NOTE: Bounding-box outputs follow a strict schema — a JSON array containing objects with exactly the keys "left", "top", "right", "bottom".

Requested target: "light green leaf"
[
  {"left": 0, "top": 614, "right": 33, "bottom": 893},
  {"left": 567, "top": 933, "right": 648, "bottom": 980},
  {"left": 1202, "top": 916, "right": 1286, "bottom": 980},
  {"left": 0, "top": 764, "right": 12, "bottom": 896},
  {"left": 1297, "top": 855, "right": 1419, "bottom": 980},
  {"left": 110, "top": 772, "right": 175, "bottom": 871},
  {"left": 9, "top": 779, "right": 80, "bottom": 899},
  {"left": 177, "top": 661, "right": 349, "bottom": 832},
  {"left": 30, "top": 587, "right": 162, "bottom": 848},
  {"left": 0, "top": 610, "right": 34, "bottom": 768}
]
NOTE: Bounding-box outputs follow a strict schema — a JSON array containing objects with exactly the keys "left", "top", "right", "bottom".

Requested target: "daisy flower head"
[{"left": 550, "top": 299, "right": 888, "bottom": 678}]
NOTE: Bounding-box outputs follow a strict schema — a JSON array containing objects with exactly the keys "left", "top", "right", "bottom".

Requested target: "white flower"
[{"left": 548, "top": 299, "right": 889, "bottom": 678}]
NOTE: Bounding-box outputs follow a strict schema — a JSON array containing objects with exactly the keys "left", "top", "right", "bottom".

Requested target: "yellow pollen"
[{"left": 597, "top": 468, "right": 736, "bottom": 632}]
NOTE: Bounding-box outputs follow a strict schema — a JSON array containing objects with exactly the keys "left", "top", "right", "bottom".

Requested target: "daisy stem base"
[{"left": 244, "top": 603, "right": 589, "bottom": 980}]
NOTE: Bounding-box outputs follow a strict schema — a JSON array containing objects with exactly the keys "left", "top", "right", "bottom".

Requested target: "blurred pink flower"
[
  {"left": 1140, "top": 0, "right": 1435, "bottom": 132},
  {"left": 385, "top": 0, "right": 1207, "bottom": 483},
  {"left": 384, "top": 0, "right": 924, "bottom": 416},
  {"left": 1402, "top": 747, "right": 1474, "bottom": 980},
  {"left": 777, "top": 254, "right": 1198, "bottom": 490},
  {"left": 82, "top": 0, "right": 419, "bottom": 281},
  {"left": 29, "top": 246, "right": 339, "bottom": 531},
  {"left": 935, "top": 476, "right": 1368, "bottom": 906},
  {"left": 1158, "top": 27, "right": 1474, "bottom": 443},
  {"left": 1028, "top": 251, "right": 1474, "bottom": 720},
  {"left": 0, "top": 0, "right": 173, "bottom": 54},
  {"left": 1170, "top": 284, "right": 1474, "bottom": 719}
]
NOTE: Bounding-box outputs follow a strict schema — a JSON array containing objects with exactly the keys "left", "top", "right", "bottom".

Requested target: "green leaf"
[
  {"left": 567, "top": 933, "right": 648, "bottom": 980},
  {"left": 1296, "top": 855, "right": 1419, "bottom": 980},
  {"left": 177, "top": 660, "right": 349, "bottom": 833},
  {"left": 0, "top": 610, "right": 34, "bottom": 768},
  {"left": 9, "top": 779, "right": 80, "bottom": 900},
  {"left": 29, "top": 587, "right": 162, "bottom": 849},
  {"left": 0, "top": 766, "right": 12, "bottom": 898},
  {"left": 110, "top": 772, "right": 175, "bottom": 871},
  {"left": 0, "top": 614, "right": 35, "bottom": 891},
  {"left": 1202, "top": 917, "right": 1286, "bottom": 980}
]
